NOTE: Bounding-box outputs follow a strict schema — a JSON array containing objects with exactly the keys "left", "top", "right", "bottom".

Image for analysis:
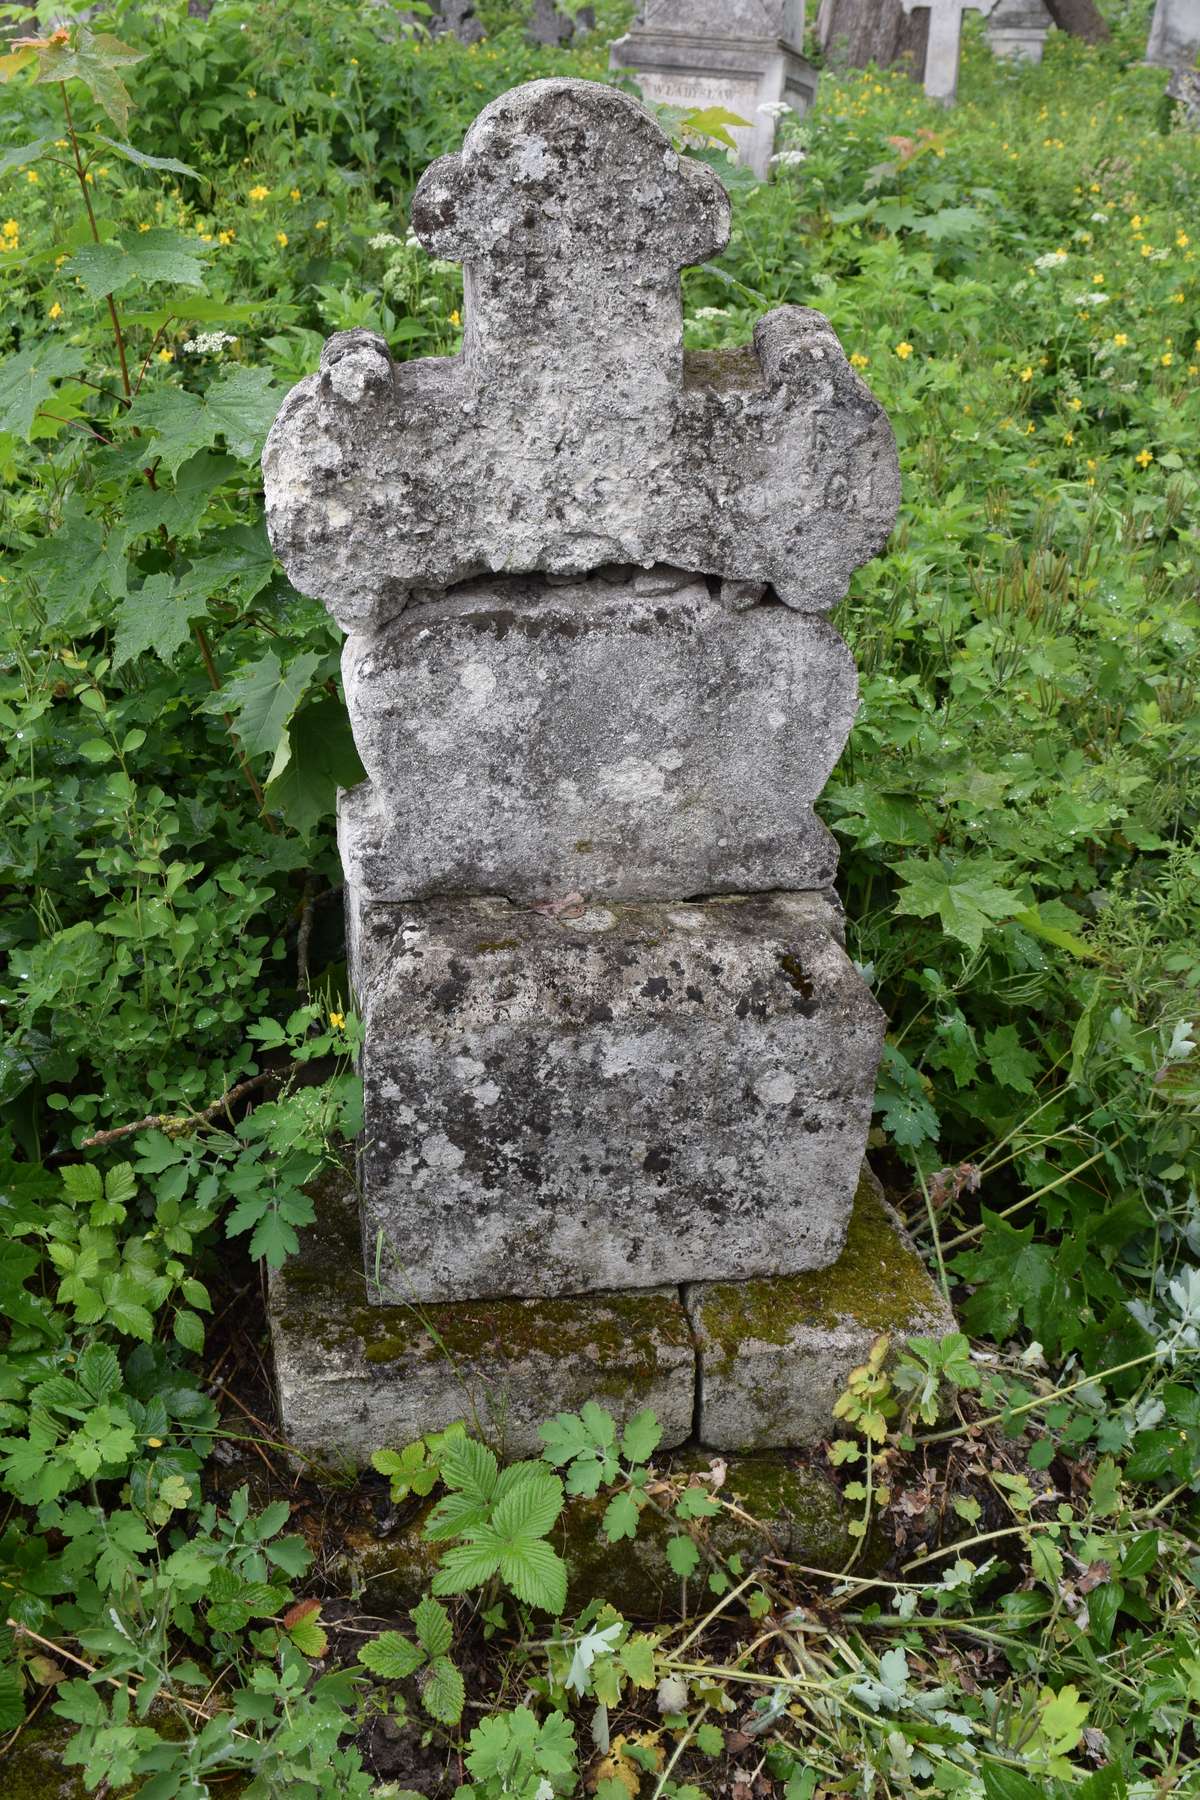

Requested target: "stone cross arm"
[{"left": 263, "top": 79, "right": 900, "bottom": 633}]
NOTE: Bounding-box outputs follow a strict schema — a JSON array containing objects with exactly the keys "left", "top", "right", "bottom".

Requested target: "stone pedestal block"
[
  {"left": 339, "top": 568, "right": 855, "bottom": 905},
  {"left": 270, "top": 1169, "right": 697, "bottom": 1465},
  {"left": 348, "top": 889, "right": 884, "bottom": 1305},
  {"left": 610, "top": 6, "right": 817, "bottom": 180},
  {"left": 688, "top": 1167, "right": 954, "bottom": 1449},
  {"left": 1146, "top": 0, "right": 1200, "bottom": 68},
  {"left": 986, "top": 0, "right": 1052, "bottom": 60}
]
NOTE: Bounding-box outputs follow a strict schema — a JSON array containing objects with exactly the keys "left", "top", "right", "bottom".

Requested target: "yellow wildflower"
[
  {"left": 1069, "top": 397, "right": 1082, "bottom": 411},
  {"left": 157, "top": 348, "right": 173, "bottom": 363},
  {"left": 849, "top": 352, "right": 869, "bottom": 370},
  {"left": 218, "top": 229, "right": 235, "bottom": 245},
  {"left": 314, "top": 219, "right": 328, "bottom": 230},
  {"left": 1019, "top": 366, "right": 1033, "bottom": 383},
  {"left": 276, "top": 231, "right": 288, "bottom": 248},
  {"left": 1170, "top": 291, "right": 1185, "bottom": 303},
  {"left": 1092, "top": 272, "right": 1104, "bottom": 285},
  {"left": 249, "top": 183, "right": 270, "bottom": 201},
  {"left": 1141, "top": 243, "right": 1152, "bottom": 258},
  {"left": 895, "top": 342, "right": 913, "bottom": 360},
  {"left": 1177, "top": 232, "right": 1190, "bottom": 249},
  {"left": 1161, "top": 352, "right": 1173, "bottom": 366},
  {"left": 247, "top": 88, "right": 257, "bottom": 98},
  {"left": 449, "top": 309, "right": 461, "bottom": 327},
  {"left": 1130, "top": 214, "right": 1142, "bottom": 230},
  {"left": 289, "top": 187, "right": 301, "bottom": 201},
  {"left": 97, "top": 166, "right": 109, "bottom": 177},
  {"left": 48, "top": 300, "right": 62, "bottom": 320},
  {"left": 1135, "top": 448, "right": 1153, "bottom": 468},
  {"left": 26, "top": 168, "right": 38, "bottom": 184},
  {"left": 329, "top": 1012, "right": 345, "bottom": 1030},
  {"left": 1086, "top": 458, "right": 1097, "bottom": 470},
  {"left": 1113, "top": 333, "right": 1129, "bottom": 347},
  {"left": 138, "top": 221, "right": 152, "bottom": 231},
  {"left": 146, "top": 1437, "right": 164, "bottom": 1448},
  {"left": 1063, "top": 431, "right": 1074, "bottom": 445}
]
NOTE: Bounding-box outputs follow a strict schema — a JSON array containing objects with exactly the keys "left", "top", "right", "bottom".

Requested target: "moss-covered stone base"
[
  {"left": 269, "top": 1165, "right": 696, "bottom": 1466},
  {"left": 686, "top": 1166, "right": 954, "bottom": 1449},
  {"left": 334, "top": 1453, "right": 856, "bottom": 1620}
]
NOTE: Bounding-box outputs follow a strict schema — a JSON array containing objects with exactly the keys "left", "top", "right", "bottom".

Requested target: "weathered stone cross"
[
  {"left": 901, "top": 0, "right": 999, "bottom": 102},
  {"left": 264, "top": 79, "right": 897, "bottom": 632},
  {"left": 264, "top": 78, "right": 947, "bottom": 1469}
]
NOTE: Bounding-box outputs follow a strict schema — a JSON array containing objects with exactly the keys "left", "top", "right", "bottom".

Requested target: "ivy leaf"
[
  {"left": 112, "top": 573, "right": 207, "bottom": 667},
  {"left": 264, "top": 695, "right": 367, "bottom": 836},
  {"left": 0, "top": 340, "right": 88, "bottom": 441},
  {"left": 68, "top": 229, "right": 209, "bottom": 300},
  {"left": 33, "top": 29, "right": 147, "bottom": 135},
  {"left": 206, "top": 650, "right": 320, "bottom": 759},
  {"left": 892, "top": 856, "right": 1021, "bottom": 952},
  {"left": 95, "top": 133, "right": 200, "bottom": 178},
  {"left": 984, "top": 1024, "right": 1041, "bottom": 1094},
  {"left": 422, "top": 1655, "right": 465, "bottom": 1725}
]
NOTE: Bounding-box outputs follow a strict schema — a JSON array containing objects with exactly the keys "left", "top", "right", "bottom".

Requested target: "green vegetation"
[{"left": 0, "top": 0, "right": 1196, "bottom": 1793}]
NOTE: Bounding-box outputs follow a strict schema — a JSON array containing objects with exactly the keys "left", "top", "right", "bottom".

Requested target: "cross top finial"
[{"left": 409, "top": 79, "right": 731, "bottom": 391}]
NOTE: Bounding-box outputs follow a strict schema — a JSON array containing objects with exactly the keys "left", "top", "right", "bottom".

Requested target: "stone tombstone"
[
  {"left": 986, "top": 0, "right": 1052, "bottom": 62},
  {"left": 264, "top": 79, "right": 927, "bottom": 1460},
  {"left": 527, "top": 0, "right": 596, "bottom": 47},
  {"left": 610, "top": 1, "right": 817, "bottom": 180},
  {"left": 434, "top": 0, "right": 486, "bottom": 45},
  {"left": 1146, "top": 0, "right": 1200, "bottom": 68},
  {"left": 1168, "top": 65, "right": 1200, "bottom": 124},
  {"left": 900, "top": 0, "right": 999, "bottom": 102}
]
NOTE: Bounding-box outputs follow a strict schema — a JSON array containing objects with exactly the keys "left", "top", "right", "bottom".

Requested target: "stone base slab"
[
  {"left": 689, "top": 1167, "right": 955, "bottom": 1449},
  {"left": 349, "top": 889, "right": 884, "bottom": 1305},
  {"left": 269, "top": 1166, "right": 951, "bottom": 1467},
  {"left": 269, "top": 1168, "right": 697, "bottom": 1465}
]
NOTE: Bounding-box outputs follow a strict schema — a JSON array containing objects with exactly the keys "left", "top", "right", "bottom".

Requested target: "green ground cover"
[{"left": 0, "top": 0, "right": 1197, "bottom": 1793}]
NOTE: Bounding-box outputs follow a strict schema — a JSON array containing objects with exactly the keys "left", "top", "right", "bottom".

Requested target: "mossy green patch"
[
  {"left": 695, "top": 1168, "right": 945, "bottom": 1375},
  {"left": 279, "top": 1160, "right": 692, "bottom": 1385}
]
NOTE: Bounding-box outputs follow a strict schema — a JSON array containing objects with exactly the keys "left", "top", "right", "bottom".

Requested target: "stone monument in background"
[
  {"left": 610, "top": 1, "right": 817, "bottom": 179},
  {"left": 1146, "top": 0, "right": 1200, "bottom": 68},
  {"left": 900, "top": 0, "right": 999, "bottom": 102},
  {"left": 263, "top": 78, "right": 949, "bottom": 1465},
  {"left": 986, "top": 0, "right": 1052, "bottom": 62}
]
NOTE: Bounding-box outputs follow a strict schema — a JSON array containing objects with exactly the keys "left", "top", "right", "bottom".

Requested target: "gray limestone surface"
[
  {"left": 986, "top": 0, "right": 1052, "bottom": 60},
  {"left": 637, "top": 0, "right": 806, "bottom": 35},
  {"left": 339, "top": 568, "right": 856, "bottom": 904},
  {"left": 901, "top": 0, "right": 999, "bottom": 101},
  {"left": 1168, "top": 66, "right": 1200, "bottom": 122},
  {"left": 527, "top": 0, "right": 595, "bottom": 45},
  {"left": 689, "top": 1166, "right": 954, "bottom": 1449},
  {"left": 350, "top": 892, "right": 885, "bottom": 1305},
  {"left": 612, "top": 6, "right": 816, "bottom": 180},
  {"left": 263, "top": 80, "right": 897, "bottom": 629},
  {"left": 1146, "top": 0, "right": 1200, "bottom": 66},
  {"left": 271, "top": 1168, "right": 695, "bottom": 1463}
]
